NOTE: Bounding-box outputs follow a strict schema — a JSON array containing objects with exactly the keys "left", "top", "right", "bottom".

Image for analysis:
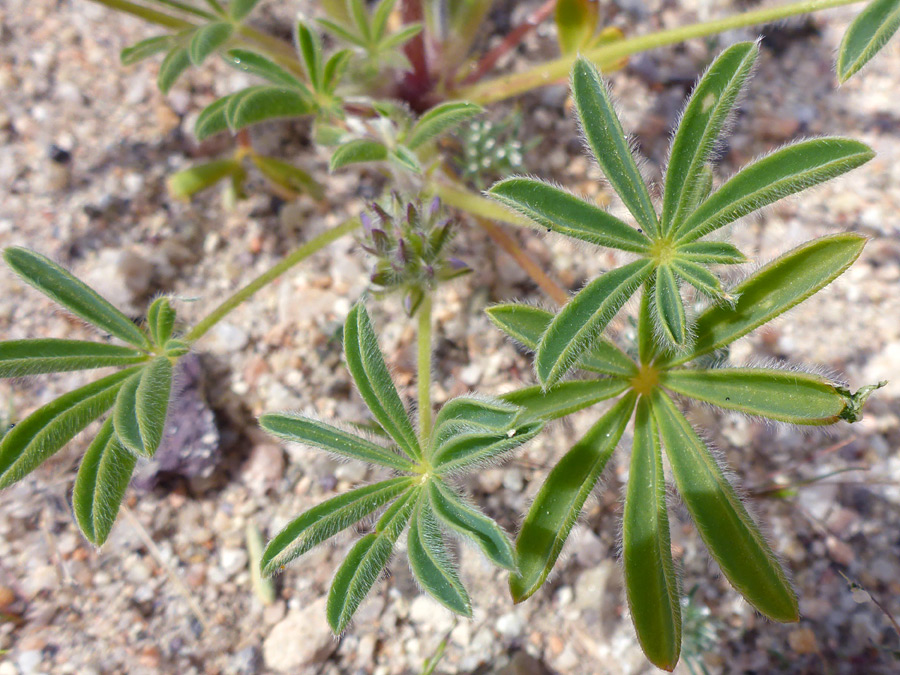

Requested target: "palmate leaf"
[
  {"left": 428, "top": 479, "right": 516, "bottom": 571},
  {"left": 670, "top": 259, "right": 726, "bottom": 301},
  {"left": 0, "top": 367, "right": 140, "bottom": 488},
  {"left": 330, "top": 139, "right": 389, "bottom": 171},
  {"left": 624, "top": 398, "right": 681, "bottom": 671},
  {"left": 485, "top": 303, "right": 637, "bottom": 377},
  {"left": 327, "top": 487, "right": 419, "bottom": 633},
  {"left": 0, "top": 340, "right": 148, "bottom": 378},
  {"left": 510, "top": 394, "right": 636, "bottom": 602},
  {"left": 501, "top": 379, "right": 629, "bottom": 422},
  {"left": 536, "top": 259, "right": 654, "bottom": 387},
  {"left": 406, "top": 102, "right": 483, "bottom": 150},
  {"left": 72, "top": 417, "right": 137, "bottom": 546},
  {"left": 344, "top": 304, "right": 421, "bottom": 460},
  {"left": 225, "top": 49, "right": 306, "bottom": 88},
  {"left": 673, "top": 138, "right": 874, "bottom": 243},
  {"left": 113, "top": 356, "right": 173, "bottom": 458},
  {"left": 258, "top": 413, "right": 416, "bottom": 471},
  {"left": 487, "top": 178, "right": 651, "bottom": 253},
  {"left": 408, "top": 497, "right": 472, "bottom": 616},
  {"left": 652, "top": 390, "right": 799, "bottom": 623},
  {"left": 662, "top": 42, "right": 758, "bottom": 232},
  {"left": 662, "top": 368, "right": 856, "bottom": 425},
  {"left": 4, "top": 248, "right": 149, "bottom": 348},
  {"left": 572, "top": 57, "right": 659, "bottom": 236},
  {"left": 837, "top": 0, "right": 900, "bottom": 82},
  {"left": 189, "top": 21, "right": 234, "bottom": 65},
  {"left": 664, "top": 233, "right": 867, "bottom": 367},
  {"left": 260, "top": 477, "right": 414, "bottom": 575}
]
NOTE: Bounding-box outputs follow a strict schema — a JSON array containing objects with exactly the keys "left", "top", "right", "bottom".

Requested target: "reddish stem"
[
  {"left": 398, "top": 0, "right": 433, "bottom": 110},
  {"left": 460, "top": 0, "right": 557, "bottom": 86}
]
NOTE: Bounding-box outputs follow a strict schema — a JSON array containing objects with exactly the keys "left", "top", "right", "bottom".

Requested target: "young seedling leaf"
[
  {"left": 662, "top": 368, "right": 851, "bottom": 425},
  {"left": 429, "top": 479, "right": 516, "bottom": 570},
  {"left": 158, "top": 46, "right": 191, "bottom": 93},
  {"left": 485, "top": 303, "right": 636, "bottom": 377},
  {"left": 72, "top": 417, "right": 137, "bottom": 546},
  {"left": 406, "top": 102, "right": 483, "bottom": 150},
  {"left": 113, "top": 357, "right": 173, "bottom": 458},
  {"left": 229, "top": 0, "right": 262, "bottom": 21},
  {"left": 323, "top": 49, "right": 353, "bottom": 92},
  {"left": 330, "top": 139, "right": 389, "bottom": 171},
  {"left": 536, "top": 259, "right": 653, "bottom": 387},
  {"left": 408, "top": 498, "right": 472, "bottom": 616},
  {"left": 3, "top": 247, "right": 149, "bottom": 348},
  {"left": 194, "top": 95, "right": 233, "bottom": 140},
  {"left": 431, "top": 421, "right": 542, "bottom": 474},
  {"left": 146, "top": 298, "right": 176, "bottom": 347},
  {"left": 189, "top": 22, "right": 234, "bottom": 65},
  {"left": 654, "top": 265, "right": 688, "bottom": 347},
  {"left": 0, "top": 340, "right": 147, "bottom": 378},
  {"left": 225, "top": 49, "right": 305, "bottom": 88},
  {"left": 663, "top": 42, "right": 758, "bottom": 231},
  {"left": 259, "top": 413, "right": 416, "bottom": 471},
  {"left": 296, "top": 21, "right": 323, "bottom": 89},
  {"left": 677, "top": 241, "right": 747, "bottom": 265},
  {"left": 572, "top": 57, "right": 659, "bottom": 235},
  {"left": 225, "top": 86, "right": 313, "bottom": 131},
  {"left": 501, "top": 379, "right": 629, "bottom": 423},
  {"left": 327, "top": 487, "right": 418, "bottom": 633},
  {"left": 260, "top": 477, "right": 414, "bottom": 574},
  {"left": 121, "top": 36, "right": 172, "bottom": 65},
  {"left": 653, "top": 390, "right": 798, "bottom": 622},
  {"left": 0, "top": 367, "right": 139, "bottom": 488},
  {"left": 624, "top": 398, "right": 681, "bottom": 671},
  {"left": 344, "top": 303, "right": 421, "bottom": 460},
  {"left": 556, "top": 0, "right": 600, "bottom": 55},
  {"left": 510, "top": 394, "right": 635, "bottom": 602},
  {"left": 837, "top": 0, "right": 900, "bottom": 82},
  {"left": 674, "top": 138, "right": 875, "bottom": 243},
  {"left": 251, "top": 155, "right": 324, "bottom": 200},
  {"left": 488, "top": 178, "right": 651, "bottom": 253},
  {"left": 665, "top": 234, "right": 867, "bottom": 367},
  {"left": 167, "top": 159, "right": 241, "bottom": 200}
]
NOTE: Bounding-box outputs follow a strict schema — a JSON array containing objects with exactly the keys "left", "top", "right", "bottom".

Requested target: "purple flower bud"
[
  {"left": 429, "top": 197, "right": 441, "bottom": 218},
  {"left": 360, "top": 212, "right": 373, "bottom": 233},
  {"left": 448, "top": 257, "right": 468, "bottom": 270},
  {"left": 397, "top": 238, "right": 409, "bottom": 263}
]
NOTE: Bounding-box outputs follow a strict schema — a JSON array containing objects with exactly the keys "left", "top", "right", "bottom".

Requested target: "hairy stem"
[
  {"left": 417, "top": 292, "right": 433, "bottom": 445},
  {"left": 431, "top": 180, "right": 529, "bottom": 228},
  {"left": 455, "top": 0, "right": 867, "bottom": 103},
  {"left": 185, "top": 219, "right": 360, "bottom": 343},
  {"left": 85, "top": 0, "right": 195, "bottom": 30}
]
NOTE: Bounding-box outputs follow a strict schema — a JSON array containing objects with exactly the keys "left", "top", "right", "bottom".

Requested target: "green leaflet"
[
  {"left": 344, "top": 303, "right": 421, "bottom": 460},
  {"left": 379, "top": 24, "right": 422, "bottom": 51},
  {"left": 677, "top": 241, "right": 747, "bottom": 265},
  {"left": 258, "top": 413, "right": 416, "bottom": 471},
  {"left": 837, "top": 0, "right": 900, "bottom": 82},
  {"left": 251, "top": 156, "right": 324, "bottom": 200},
  {"left": 260, "top": 477, "right": 414, "bottom": 575},
  {"left": 323, "top": 49, "right": 353, "bottom": 93},
  {"left": 485, "top": 303, "right": 637, "bottom": 377},
  {"left": 388, "top": 146, "right": 422, "bottom": 174},
  {"left": 72, "top": 417, "right": 137, "bottom": 546},
  {"left": 624, "top": 398, "right": 681, "bottom": 671},
  {"left": 662, "top": 42, "right": 758, "bottom": 232},
  {"left": 674, "top": 138, "right": 875, "bottom": 243},
  {"left": 429, "top": 479, "right": 515, "bottom": 571},
  {"left": 326, "top": 487, "right": 418, "bottom": 633},
  {"left": 371, "top": 0, "right": 397, "bottom": 40},
  {"left": 4, "top": 247, "right": 149, "bottom": 348},
  {"left": 406, "top": 102, "right": 483, "bottom": 150},
  {"left": 229, "top": 0, "right": 261, "bottom": 21},
  {"left": 501, "top": 379, "right": 629, "bottom": 423},
  {"left": 349, "top": 0, "right": 372, "bottom": 42},
  {"left": 487, "top": 178, "right": 651, "bottom": 253},
  {"left": 158, "top": 46, "right": 191, "bottom": 94},
  {"left": 146, "top": 298, "right": 176, "bottom": 347},
  {"left": 225, "top": 86, "right": 312, "bottom": 132},
  {"left": 0, "top": 340, "right": 147, "bottom": 378},
  {"left": 316, "top": 18, "right": 368, "bottom": 48},
  {"left": 536, "top": 259, "right": 653, "bottom": 387},
  {"left": 296, "top": 21, "right": 323, "bottom": 89},
  {"left": 0, "top": 367, "right": 139, "bottom": 488},
  {"left": 430, "top": 397, "right": 521, "bottom": 450},
  {"left": 671, "top": 259, "right": 725, "bottom": 301},
  {"left": 510, "top": 394, "right": 635, "bottom": 602},
  {"left": 330, "top": 139, "right": 389, "bottom": 171},
  {"left": 556, "top": 0, "right": 600, "bottom": 54},
  {"left": 113, "top": 356, "right": 173, "bottom": 458},
  {"left": 225, "top": 49, "right": 305, "bottom": 88},
  {"left": 167, "top": 159, "right": 241, "bottom": 199},
  {"left": 189, "top": 22, "right": 234, "bottom": 65},
  {"left": 652, "top": 390, "right": 798, "bottom": 623},
  {"left": 661, "top": 368, "right": 850, "bottom": 425},
  {"left": 665, "top": 234, "right": 867, "bottom": 367},
  {"left": 572, "top": 57, "right": 659, "bottom": 235},
  {"left": 637, "top": 282, "right": 657, "bottom": 365},
  {"left": 654, "top": 265, "right": 687, "bottom": 348},
  {"left": 120, "top": 36, "right": 172, "bottom": 65},
  {"left": 408, "top": 497, "right": 472, "bottom": 616},
  {"left": 431, "top": 421, "right": 542, "bottom": 474},
  {"left": 194, "top": 95, "right": 232, "bottom": 140}
]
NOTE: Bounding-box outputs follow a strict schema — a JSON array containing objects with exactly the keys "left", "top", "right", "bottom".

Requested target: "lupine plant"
[{"left": 2, "top": 0, "right": 899, "bottom": 671}]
